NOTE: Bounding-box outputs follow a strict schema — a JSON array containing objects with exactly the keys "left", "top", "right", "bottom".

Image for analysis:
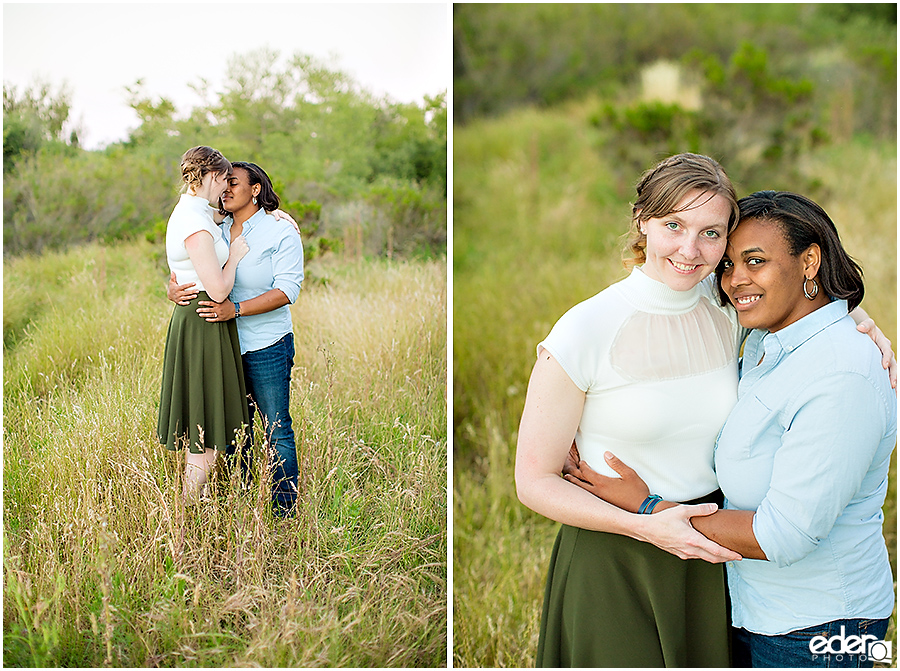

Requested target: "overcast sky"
[{"left": 3, "top": 2, "right": 449, "bottom": 149}]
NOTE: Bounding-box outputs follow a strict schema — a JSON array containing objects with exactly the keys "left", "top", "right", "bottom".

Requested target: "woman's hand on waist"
[
  {"left": 168, "top": 272, "right": 199, "bottom": 306},
  {"left": 197, "top": 299, "right": 235, "bottom": 322},
  {"left": 563, "top": 444, "right": 742, "bottom": 563},
  {"left": 563, "top": 446, "right": 650, "bottom": 513}
]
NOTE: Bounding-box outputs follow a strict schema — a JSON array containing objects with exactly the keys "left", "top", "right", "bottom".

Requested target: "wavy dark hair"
[
  {"left": 716, "top": 190, "right": 864, "bottom": 311},
  {"left": 230, "top": 161, "right": 280, "bottom": 213}
]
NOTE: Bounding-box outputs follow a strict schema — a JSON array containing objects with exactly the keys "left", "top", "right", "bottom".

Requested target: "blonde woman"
[{"left": 157, "top": 146, "right": 250, "bottom": 502}]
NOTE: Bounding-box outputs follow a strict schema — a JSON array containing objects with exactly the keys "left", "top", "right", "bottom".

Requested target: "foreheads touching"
[
  {"left": 180, "top": 146, "right": 232, "bottom": 192},
  {"left": 230, "top": 161, "right": 280, "bottom": 212}
]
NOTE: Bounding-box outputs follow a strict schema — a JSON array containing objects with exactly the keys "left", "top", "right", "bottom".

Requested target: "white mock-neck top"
[
  {"left": 538, "top": 266, "right": 743, "bottom": 501},
  {"left": 164, "top": 193, "right": 229, "bottom": 290}
]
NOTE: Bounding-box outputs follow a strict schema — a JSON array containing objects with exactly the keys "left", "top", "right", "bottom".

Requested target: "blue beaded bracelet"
[{"left": 638, "top": 494, "right": 663, "bottom": 515}]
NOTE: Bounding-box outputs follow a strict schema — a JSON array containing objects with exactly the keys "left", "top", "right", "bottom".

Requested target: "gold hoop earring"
[{"left": 803, "top": 277, "right": 819, "bottom": 300}]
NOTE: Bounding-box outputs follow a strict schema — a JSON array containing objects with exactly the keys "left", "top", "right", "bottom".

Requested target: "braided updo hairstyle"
[
  {"left": 180, "top": 146, "right": 232, "bottom": 193},
  {"left": 623, "top": 153, "right": 739, "bottom": 268}
]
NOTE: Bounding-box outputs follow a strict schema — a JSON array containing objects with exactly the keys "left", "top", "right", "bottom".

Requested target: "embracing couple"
[
  {"left": 156, "top": 146, "right": 304, "bottom": 518},
  {"left": 515, "top": 153, "right": 897, "bottom": 668}
]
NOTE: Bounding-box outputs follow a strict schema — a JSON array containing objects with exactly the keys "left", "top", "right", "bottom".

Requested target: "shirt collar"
[
  {"left": 767, "top": 299, "right": 849, "bottom": 354},
  {"left": 223, "top": 207, "right": 266, "bottom": 233},
  {"left": 222, "top": 208, "right": 268, "bottom": 235},
  {"left": 242, "top": 207, "right": 267, "bottom": 233}
]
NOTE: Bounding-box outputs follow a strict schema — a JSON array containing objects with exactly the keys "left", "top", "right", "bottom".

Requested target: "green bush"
[{"left": 3, "top": 50, "right": 447, "bottom": 260}]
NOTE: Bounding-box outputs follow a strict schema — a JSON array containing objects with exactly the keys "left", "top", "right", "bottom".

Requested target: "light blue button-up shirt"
[
  {"left": 221, "top": 209, "right": 304, "bottom": 354},
  {"left": 715, "top": 299, "right": 896, "bottom": 635}
]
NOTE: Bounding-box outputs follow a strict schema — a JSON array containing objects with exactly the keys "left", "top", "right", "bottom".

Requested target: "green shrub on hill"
[{"left": 3, "top": 50, "right": 447, "bottom": 259}]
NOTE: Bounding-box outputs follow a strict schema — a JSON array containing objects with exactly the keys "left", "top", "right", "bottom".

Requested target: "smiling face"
[
  {"left": 720, "top": 217, "right": 827, "bottom": 332},
  {"left": 638, "top": 189, "right": 731, "bottom": 292}
]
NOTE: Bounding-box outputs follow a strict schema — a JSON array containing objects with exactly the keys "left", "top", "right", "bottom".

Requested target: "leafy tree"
[
  {"left": 3, "top": 49, "right": 446, "bottom": 258},
  {"left": 3, "top": 80, "right": 77, "bottom": 172},
  {"left": 123, "top": 79, "right": 177, "bottom": 147},
  {"left": 212, "top": 49, "right": 300, "bottom": 156}
]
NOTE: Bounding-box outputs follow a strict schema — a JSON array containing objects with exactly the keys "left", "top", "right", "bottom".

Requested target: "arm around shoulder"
[{"left": 270, "top": 221, "right": 305, "bottom": 303}]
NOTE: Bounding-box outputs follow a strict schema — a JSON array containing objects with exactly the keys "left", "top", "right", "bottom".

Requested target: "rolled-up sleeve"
[
  {"left": 270, "top": 226, "right": 304, "bottom": 304},
  {"left": 753, "top": 372, "right": 886, "bottom": 567}
]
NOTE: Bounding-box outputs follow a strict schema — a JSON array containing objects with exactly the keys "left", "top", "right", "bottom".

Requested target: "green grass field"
[
  {"left": 453, "top": 105, "right": 897, "bottom": 667},
  {"left": 3, "top": 242, "right": 447, "bottom": 667}
]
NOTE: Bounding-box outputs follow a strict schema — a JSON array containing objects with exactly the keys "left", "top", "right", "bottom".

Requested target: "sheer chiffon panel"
[
  {"left": 576, "top": 296, "right": 740, "bottom": 501},
  {"left": 609, "top": 296, "right": 738, "bottom": 381}
]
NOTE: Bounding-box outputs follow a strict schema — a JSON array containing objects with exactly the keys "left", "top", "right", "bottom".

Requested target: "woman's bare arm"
[
  {"left": 564, "top": 450, "right": 760, "bottom": 559},
  {"left": 515, "top": 351, "right": 740, "bottom": 563},
  {"left": 184, "top": 231, "right": 248, "bottom": 303}
]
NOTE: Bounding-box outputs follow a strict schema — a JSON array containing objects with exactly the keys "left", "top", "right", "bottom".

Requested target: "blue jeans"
[
  {"left": 732, "top": 618, "right": 891, "bottom": 668},
  {"left": 230, "top": 333, "right": 298, "bottom": 515}
]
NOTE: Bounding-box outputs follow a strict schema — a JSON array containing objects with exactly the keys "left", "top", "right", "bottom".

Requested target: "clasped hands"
[{"left": 562, "top": 444, "right": 742, "bottom": 563}]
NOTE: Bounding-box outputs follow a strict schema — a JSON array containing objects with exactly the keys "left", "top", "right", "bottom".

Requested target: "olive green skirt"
[
  {"left": 157, "top": 292, "right": 250, "bottom": 454},
  {"left": 536, "top": 493, "right": 730, "bottom": 668}
]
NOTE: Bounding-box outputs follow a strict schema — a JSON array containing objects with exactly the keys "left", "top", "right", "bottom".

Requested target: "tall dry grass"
[
  {"left": 453, "top": 105, "right": 897, "bottom": 667},
  {"left": 3, "top": 241, "right": 447, "bottom": 667}
]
